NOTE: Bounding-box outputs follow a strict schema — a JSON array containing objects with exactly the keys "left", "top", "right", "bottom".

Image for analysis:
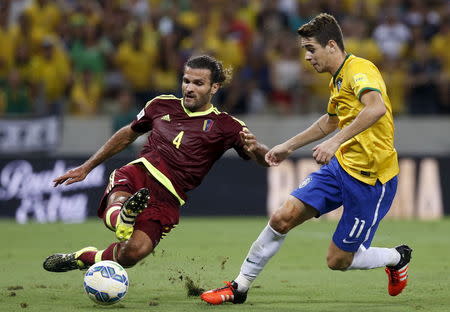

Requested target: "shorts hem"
[{"left": 332, "top": 237, "right": 361, "bottom": 252}]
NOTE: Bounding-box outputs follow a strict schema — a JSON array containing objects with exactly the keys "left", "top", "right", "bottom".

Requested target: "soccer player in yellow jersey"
[{"left": 201, "top": 13, "right": 412, "bottom": 305}]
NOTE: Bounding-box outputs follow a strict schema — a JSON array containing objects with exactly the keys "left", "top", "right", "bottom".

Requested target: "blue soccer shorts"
[{"left": 290, "top": 157, "right": 398, "bottom": 252}]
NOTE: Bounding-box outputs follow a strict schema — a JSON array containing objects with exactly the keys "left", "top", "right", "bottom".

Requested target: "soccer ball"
[{"left": 83, "top": 260, "right": 129, "bottom": 305}]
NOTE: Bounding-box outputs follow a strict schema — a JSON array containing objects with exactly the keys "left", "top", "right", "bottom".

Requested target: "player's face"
[
  {"left": 301, "top": 37, "right": 333, "bottom": 74},
  {"left": 182, "top": 67, "right": 219, "bottom": 112}
]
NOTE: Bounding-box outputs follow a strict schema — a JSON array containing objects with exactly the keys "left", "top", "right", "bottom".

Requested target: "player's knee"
[
  {"left": 269, "top": 199, "right": 306, "bottom": 234},
  {"left": 118, "top": 248, "right": 148, "bottom": 267},
  {"left": 117, "top": 240, "right": 153, "bottom": 267},
  {"left": 269, "top": 211, "right": 291, "bottom": 234},
  {"left": 326, "top": 255, "right": 352, "bottom": 271}
]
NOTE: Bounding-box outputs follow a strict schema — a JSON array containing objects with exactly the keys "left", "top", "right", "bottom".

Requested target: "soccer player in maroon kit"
[{"left": 43, "top": 55, "right": 269, "bottom": 272}]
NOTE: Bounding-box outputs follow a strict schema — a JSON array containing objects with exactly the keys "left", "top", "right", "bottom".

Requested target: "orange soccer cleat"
[
  {"left": 200, "top": 281, "right": 247, "bottom": 305},
  {"left": 385, "top": 245, "right": 413, "bottom": 296}
]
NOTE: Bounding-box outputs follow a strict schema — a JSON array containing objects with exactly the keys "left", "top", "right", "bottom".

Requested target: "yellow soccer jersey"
[{"left": 327, "top": 54, "right": 399, "bottom": 185}]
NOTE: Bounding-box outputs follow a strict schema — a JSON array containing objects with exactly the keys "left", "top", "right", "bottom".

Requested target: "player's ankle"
[
  {"left": 388, "top": 247, "right": 402, "bottom": 267},
  {"left": 234, "top": 274, "right": 252, "bottom": 292},
  {"left": 77, "top": 251, "right": 97, "bottom": 266}
]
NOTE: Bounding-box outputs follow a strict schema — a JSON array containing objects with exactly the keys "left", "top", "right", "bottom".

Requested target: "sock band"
[
  {"left": 95, "top": 250, "right": 104, "bottom": 263},
  {"left": 105, "top": 204, "right": 122, "bottom": 231},
  {"left": 267, "top": 223, "right": 287, "bottom": 237}
]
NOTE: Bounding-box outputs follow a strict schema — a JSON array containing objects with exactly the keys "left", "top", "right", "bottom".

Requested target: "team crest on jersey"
[
  {"left": 161, "top": 114, "right": 171, "bottom": 122},
  {"left": 203, "top": 119, "right": 214, "bottom": 132},
  {"left": 336, "top": 77, "right": 343, "bottom": 91},
  {"left": 299, "top": 176, "right": 312, "bottom": 188}
]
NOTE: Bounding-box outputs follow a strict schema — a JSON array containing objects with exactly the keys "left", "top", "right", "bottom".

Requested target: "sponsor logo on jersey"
[
  {"left": 161, "top": 114, "right": 171, "bottom": 122},
  {"left": 353, "top": 73, "right": 369, "bottom": 84},
  {"left": 203, "top": 119, "right": 214, "bottom": 132}
]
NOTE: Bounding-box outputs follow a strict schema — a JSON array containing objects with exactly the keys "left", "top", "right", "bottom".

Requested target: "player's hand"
[
  {"left": 53, "top": 165, "right": 90, "bottom": 187},
  {"left": 265, "top": 143, "right": 291, "bottom": 166},
  {"left": 240, "top": 128, "right": 259, "bottom": 153},
  {"left": 312, "top": 138, "right": 340, "bottom": 165}
]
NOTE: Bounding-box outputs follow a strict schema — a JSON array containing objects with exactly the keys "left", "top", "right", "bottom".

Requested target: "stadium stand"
[{"left": 0, "top": 0, "right": 448, "bottom": 117}]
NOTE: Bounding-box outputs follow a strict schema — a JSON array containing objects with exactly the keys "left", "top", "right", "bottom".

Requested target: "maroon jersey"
[{"left": 130, "top": 95, "right": 250, "bottom": 204}]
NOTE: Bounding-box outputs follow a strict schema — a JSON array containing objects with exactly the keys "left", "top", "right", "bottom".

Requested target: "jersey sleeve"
[
  {"left": 327, "top": 98, "right": 337, "bottom": 116},
  {"left": 130, "top": 98, "right": 158, "bottom": 133},
  {"left": 224, "top": 116, "right": 251, "bottom": 160},
  {"left": 347, "top": 61, "right": 383, "bottom": 100}
]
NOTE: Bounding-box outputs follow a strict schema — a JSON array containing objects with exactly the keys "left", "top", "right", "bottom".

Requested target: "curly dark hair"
[{"left": 184, "top": 55, "right": 232, "bottom": 85}]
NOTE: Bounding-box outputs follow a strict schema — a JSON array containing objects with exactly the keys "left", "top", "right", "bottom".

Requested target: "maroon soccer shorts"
[{"left": 98, "top": 164, "right": 180, "bottom": 247}]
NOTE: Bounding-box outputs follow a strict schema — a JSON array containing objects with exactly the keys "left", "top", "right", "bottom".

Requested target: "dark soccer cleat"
[
  {"left": 200, "top": 281, "right": 247, "bottom": 305},
  {"left": 116, "top": 188, "right": 150, "bottom": 241},
  {"left": 385, "top": 244, "right": 413, "bottom": 296},
  {"left": 122, "top": 188, "right": 150, "bottom": 217},
  {"left": 43, "top": 247, "right": 98, "bottom": 272}
]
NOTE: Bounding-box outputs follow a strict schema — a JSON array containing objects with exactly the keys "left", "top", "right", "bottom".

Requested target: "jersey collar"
[
  {"left": 181, "top": 99, "right": 216, "bottom": 117},
  {"left": 332, "top": 53, "right": 352, "bottom": 85}
]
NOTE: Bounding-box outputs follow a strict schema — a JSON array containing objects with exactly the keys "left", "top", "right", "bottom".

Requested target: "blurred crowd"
[{"left": 0, "top": 0, "right": 449, "bottom": 126}]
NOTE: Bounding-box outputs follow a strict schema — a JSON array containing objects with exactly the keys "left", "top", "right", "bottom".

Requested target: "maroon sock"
[
  {"left": 78, "top": 251, "right": 97, "bottom": 266},
  {"left": 101, "top": 242, "right": 120, "bottom": 261},
  {"left": 78, "top": 243, "right": 120, "bottom": 265},
  {"left": 103, "top": 203, "right": 122, "bottom": 231}
]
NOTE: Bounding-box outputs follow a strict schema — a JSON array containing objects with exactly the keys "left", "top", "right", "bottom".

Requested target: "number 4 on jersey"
[{"left": 172, "top": 131, "right": 184, "bottom": 149}]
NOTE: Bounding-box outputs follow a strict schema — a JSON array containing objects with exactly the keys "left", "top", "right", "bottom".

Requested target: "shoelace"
[
  {"left": 387, "top": 268, "right": 400, "bottom": 283},
  {"left": 212, "top": 281, "right": 233, "bottom": 292}
]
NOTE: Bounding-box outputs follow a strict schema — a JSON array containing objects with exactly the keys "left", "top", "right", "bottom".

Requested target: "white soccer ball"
[{"left": 83, "top": 260, "right": 129, "bottom": 305}]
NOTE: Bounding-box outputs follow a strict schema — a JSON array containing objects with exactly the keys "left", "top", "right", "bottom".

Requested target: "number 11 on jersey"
[{"left": 172, "top": 131, "right": 185, "bottom": 149}]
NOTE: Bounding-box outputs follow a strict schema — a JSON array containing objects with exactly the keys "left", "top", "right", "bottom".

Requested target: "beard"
[{"left": 183, "top": 89, "right": 211, "bottom": 112}]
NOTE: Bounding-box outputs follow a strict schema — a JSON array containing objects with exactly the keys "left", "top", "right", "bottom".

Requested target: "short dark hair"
[
  {"left": 185, "top": 55, "right": 232, "bottom": 85},
  {"left": 297, "top": 13, "right": 345, "bottom": 51}
]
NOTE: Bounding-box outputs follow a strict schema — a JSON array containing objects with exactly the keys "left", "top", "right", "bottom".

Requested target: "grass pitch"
[{"left": 1, "top": 217, "right": 450, "bottom": 312}]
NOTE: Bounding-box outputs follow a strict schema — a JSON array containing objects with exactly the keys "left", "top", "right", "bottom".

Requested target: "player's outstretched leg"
[
  {"left": 385, "top": 244, "right": 413, "bottom": 296},
  {"left": 43, "top": 247, "right": 98, "bottom": 272},
  {"left": 200, "top": 281, "right": 247, "bottom": 305},
  {"left": 115, "top": 188, "right": 150, "bottom": 241},
  {"left": 201, "top": 222, "right": 289, "bottom": 305}
]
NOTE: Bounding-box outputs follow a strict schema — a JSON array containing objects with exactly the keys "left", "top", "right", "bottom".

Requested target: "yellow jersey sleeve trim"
[
  {"left": 357, "top": 87, "right": 381, "bottom": 101},
  {"left": 127, "top": 157, "right": 185, "bottom": 206},
  {"left": 144, "top": 94, "right": 179, "bottom": 108},
  {"left": 231, "top": 116, "right": 246, "bottom": 127},
  {"left": 327, "top": 112, "right": 337, "bottom": 116}
]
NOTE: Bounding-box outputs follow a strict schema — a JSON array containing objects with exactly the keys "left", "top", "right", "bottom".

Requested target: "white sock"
[
  {"left": 347, "top": 245, "right": 400, "bottom": 270},
  {"left": 234, "top": 275, "right": 252, "bottom": 292},
  {"left": 234, "top": 224, "right": 286, "bottom": 292}
]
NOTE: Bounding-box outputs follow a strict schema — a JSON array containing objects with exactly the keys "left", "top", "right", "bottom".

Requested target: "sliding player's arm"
[
  {"left": 53, "top": 125, "right": 142, "bottom": 186},
  {"left": 239, "top": 128, "right": 270, "bottom": 167}
]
